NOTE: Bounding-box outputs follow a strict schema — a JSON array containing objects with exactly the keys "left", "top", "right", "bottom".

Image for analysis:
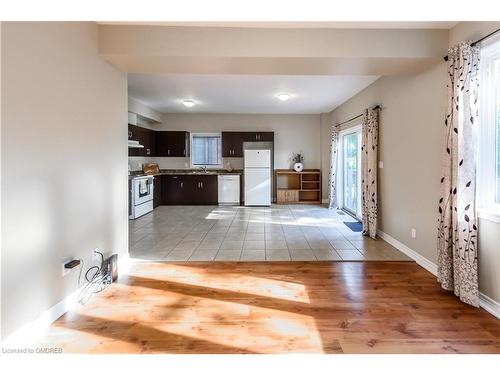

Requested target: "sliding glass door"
[{"left": 339, "top": 127, "right": 362, "bottom": 219}]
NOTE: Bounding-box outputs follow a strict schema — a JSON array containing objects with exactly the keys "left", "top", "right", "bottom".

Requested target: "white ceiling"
[
  {"left": 102, "top": 21, "right": 457, "bottom": 29},
  {"left": 128, "top": 74, "right": 380, "bottom": 114}
]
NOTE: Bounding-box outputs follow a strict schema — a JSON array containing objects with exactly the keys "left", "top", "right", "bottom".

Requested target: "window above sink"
[{"left": 191, "top": 133, "right": 223, "bottom": 168}]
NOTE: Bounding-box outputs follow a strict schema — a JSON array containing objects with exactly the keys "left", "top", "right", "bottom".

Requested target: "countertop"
[{"left": 129, "top": 169, "right": 243, "bottom": 179}]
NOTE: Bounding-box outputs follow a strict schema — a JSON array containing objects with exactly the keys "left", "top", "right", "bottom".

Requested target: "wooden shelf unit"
[{"left": 275, "top": 169, "right": 321, "bottom": 204}]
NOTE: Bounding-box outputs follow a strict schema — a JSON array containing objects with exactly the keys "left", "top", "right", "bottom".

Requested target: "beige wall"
[
  {"left": 322, "top": 21, "right": 500, "bottom": 306},
  {"left": 323, "top": 63, "right": 447, "bottom": 263},
  {"left": 1, "top": 22, "right": 128, "bottom": 339},
  {"left": 99, "top": 25, "right": 448, "bottom": 76},
  {"left": 129, "top": 113, "right": 321, "bottom": 173}
]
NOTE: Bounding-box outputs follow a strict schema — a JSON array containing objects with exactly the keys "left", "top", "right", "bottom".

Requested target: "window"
[
  {"left": 191, "top": 133, "right": 222, "bottom": 167},
  {"left": 478, "top": 37, "right": 500, "bottom": 221}
]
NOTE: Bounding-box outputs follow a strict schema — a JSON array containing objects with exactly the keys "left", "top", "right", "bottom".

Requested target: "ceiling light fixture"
[
  {"left": 276, "top": 93, "right": 291, "bottom": 101},
  {"left": 183, "top": 99, "right": 196, "bottom": 107}
]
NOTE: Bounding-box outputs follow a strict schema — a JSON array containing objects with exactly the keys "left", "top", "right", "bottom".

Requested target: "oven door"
[{"left": 133, "top": 177, "right": 154, "bottom": 206}]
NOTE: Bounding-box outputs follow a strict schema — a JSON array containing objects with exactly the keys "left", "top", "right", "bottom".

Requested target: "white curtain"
[
  {"left": 328, "top": 125, "right": 339, "bottom": 208},
  {"left": 437, "top": 42, "right": 480, "bottom": 307},
  {"left": 361, "top": 108, "right": 379, "bottom": 239}
]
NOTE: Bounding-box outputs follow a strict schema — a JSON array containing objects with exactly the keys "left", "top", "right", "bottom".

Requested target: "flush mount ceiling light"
[
  {"left": 276, "top": 93, "right": 291, "bottom": 101},
  {"left": 182, "top": 99, "right": 196, "bottom": 107}
]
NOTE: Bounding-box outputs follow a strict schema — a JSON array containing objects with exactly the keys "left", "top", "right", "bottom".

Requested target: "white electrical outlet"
[
  {"left": 379, "top": 161, "right": 384, "bottom": 169},
  {"left": 61, "top": 262, "right": 71, "bottom": 277},
  {"left": 61, "top": 259, "right": 80, "bottom": 277},
  {"left": 411, "top": 228, "right": 417, "bottom": 238},
  {"left": 91, "top": 248, "right": 102, "bottom": 265}
]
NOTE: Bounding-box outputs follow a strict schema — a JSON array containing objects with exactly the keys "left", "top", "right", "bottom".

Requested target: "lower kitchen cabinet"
[
  {"left": 153, "top": 175, "right": 162, "bottom": 208},
  {"left": 162, "top": 174, "right": 218, "bottom": 205}
]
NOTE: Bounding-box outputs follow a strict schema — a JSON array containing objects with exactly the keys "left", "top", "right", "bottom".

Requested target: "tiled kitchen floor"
[{"left": 129, "top": 205, "right": 413, "bottom": 262}]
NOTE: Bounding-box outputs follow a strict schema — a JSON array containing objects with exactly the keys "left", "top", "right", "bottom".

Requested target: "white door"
[
  {"left": 244, "top": 149, "right": 271, "bottom": 168},
  {"left": 245, "top": 168, "right": 271, "bottom": 206}
]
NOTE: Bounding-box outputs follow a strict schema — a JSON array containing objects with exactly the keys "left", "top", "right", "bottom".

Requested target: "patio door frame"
[{"left": 336, "top": 124, "right": 362, "bottom": 220}]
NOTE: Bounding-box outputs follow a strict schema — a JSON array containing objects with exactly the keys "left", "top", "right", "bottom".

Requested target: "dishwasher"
[{"left": 218, "top": 174, "right": 240, "bottom": 205}]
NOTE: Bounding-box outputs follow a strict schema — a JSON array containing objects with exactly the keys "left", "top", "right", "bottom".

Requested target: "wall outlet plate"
[
  {"left": 379, "top": 161, "right": 384, "bottom": 169},
  {"left": 92, "top": 248, "right": 101, "bottom": 261},
  {"left": 61, "top": 259, "right": 80, "bottom": 277},
  {"left": 411, "top": 228, "right": 417, "bottom": 238}
]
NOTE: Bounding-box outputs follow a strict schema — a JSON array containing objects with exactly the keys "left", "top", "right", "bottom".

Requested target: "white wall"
[
  {"left": 1, "top": 22, "right": 128, "bottom": 339},
  {"left": 129, "top": 113, "right": 321, "bottom": 172}
]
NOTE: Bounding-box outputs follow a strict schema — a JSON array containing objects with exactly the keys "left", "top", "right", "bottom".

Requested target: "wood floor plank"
[{"left": 35, "top": 261, "right": 500, "bottom": 354}]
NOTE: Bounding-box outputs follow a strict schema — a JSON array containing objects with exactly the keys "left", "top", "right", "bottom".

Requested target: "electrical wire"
[{"left": 77, "top": 250, "right": 111, "bottom": 305}]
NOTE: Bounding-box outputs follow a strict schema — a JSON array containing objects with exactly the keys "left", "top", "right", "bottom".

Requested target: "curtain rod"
[
  {"left": 335, "top": 105, "right": 381, "bottom": 127},
  {"left": 443, "top": 28, "right": 500, "bottom": 61}
]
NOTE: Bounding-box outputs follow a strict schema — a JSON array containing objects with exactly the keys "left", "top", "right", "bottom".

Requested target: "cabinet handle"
[
  {"left": 146, "top": 148, "right": 150, "bottom": 155},
  {"left": 167, "top": 149, "right": 170, "bottom": 155},
  {"left": 180, "top": 182, "right": 183, "bottom": 188},
  {"left": 201, "top": 182, "right": 203, "bottom": 188},
  {"left": 183, "top": 149, "right": 186, "bottom": 156}
]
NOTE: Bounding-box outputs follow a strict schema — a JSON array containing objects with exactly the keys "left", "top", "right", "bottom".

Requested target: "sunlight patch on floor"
[{"left": 128, "top": 263, "right": 311, "bottom": 303}]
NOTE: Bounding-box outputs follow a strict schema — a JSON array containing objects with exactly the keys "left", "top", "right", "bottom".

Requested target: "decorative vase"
[{"left": 294, "top": 162, "right": 304, "bottom": 172}]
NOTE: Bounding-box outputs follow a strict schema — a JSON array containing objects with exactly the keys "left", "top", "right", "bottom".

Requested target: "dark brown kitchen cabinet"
[
  {"left": 222, "top": 132, "right": 244, "bottom": 157},
  {"left": 222, "top": 131, "right": 274, "bottom": 157},
  {"left": 128, "top": 124, "right": 155, "bottom": 157},
  {"left": 190, "top": 175, "right": 218, "bottom": 204},
  {"left": 245, "top": 131, "right": 274, "bottom": 142},
  {"left": 163, "top": 175, "right": 188, "bottom": 204},
  {"left": 156, "top": 131, "right": 190, "bottom": 157},
  {"left": 153, "top": 176, "right": 162, "bottom": 208},
  {"left": 163, "top": 174, "right": 218, "bottom": 205}
]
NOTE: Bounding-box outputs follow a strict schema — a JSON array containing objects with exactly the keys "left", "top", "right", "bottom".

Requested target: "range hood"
[{"left": 128, "top": 140, "right": 144, "bottom": 149}]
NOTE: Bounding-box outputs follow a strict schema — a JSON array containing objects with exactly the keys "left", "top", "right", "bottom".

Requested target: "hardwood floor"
[{"left": 36, "top": 261, "right": 500, "bottom": 354}]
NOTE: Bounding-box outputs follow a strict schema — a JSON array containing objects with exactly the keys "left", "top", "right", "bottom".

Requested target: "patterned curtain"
[
  {"left": 437, "top": 42, "right": 480, "bottom": 307},
  {"left": 361, "top": 108, "right": 379, "bottom": 239},
  {"left": 328, "top": 126, "right": 340, "bottom": 208}
]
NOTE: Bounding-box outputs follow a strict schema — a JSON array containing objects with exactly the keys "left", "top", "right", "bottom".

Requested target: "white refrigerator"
[{"left": 244, "top": 149, "right": 271, "bottom": 206}]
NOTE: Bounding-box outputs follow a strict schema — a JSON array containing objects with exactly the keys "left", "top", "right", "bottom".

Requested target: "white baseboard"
[
  {"left": 377, "top": 230, "right": 437, "bottom": 275},
  {"left": 2, "top": 252, "right": 132, "bottom": 346},
  {"left": 377, "top": 230, "right": 499, "bottom": 320},
  {"left": 1, "top": 285, "right": 84, "bottom": 346},
  {"left": 479, "top": 292, "right": 500, "bottom": 319}
]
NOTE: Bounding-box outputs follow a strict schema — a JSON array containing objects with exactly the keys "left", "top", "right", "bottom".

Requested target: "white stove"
[{"left": 129, "top": 175, "right": 154, "bottom": 219}]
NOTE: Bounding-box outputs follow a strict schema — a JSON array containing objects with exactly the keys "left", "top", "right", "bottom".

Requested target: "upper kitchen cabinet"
[
  {"left": 128, "top": 124, "right": 155, "bottom": 157},
  {"left": 156, "top": 131, "right": 190, "bottom": 157},
  {"left": 222, "top": 132, "right": 245, "bottom": 157},
  {"left": 246, "top": 132, "right": 274, "bottom": 142},
  {"left": 222, "top": 131, "right": 274, "bottom": 157}
]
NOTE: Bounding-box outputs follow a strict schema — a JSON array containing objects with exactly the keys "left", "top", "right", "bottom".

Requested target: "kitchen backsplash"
[{"left": 128, "top": 156, "right": 244, "bottom": 172}]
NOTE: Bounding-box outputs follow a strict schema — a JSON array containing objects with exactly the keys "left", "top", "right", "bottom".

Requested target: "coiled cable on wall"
[{"left": 77, "top": 250, "right": 111, "bottom": 305}]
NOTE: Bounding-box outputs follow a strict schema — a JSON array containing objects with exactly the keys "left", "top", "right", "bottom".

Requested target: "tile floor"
[{"left": 129, "top": 205, "right": 413, "bottom": 262}]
